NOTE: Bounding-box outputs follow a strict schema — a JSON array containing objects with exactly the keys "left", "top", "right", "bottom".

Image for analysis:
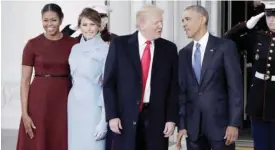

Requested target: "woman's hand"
[{"left": 22, "top": 114, "right": 36, "bottom": 139}]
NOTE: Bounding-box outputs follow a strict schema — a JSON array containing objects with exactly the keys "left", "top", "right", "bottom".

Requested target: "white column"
[
  {"left": 130, "top": 1, "right": 146, "bottom": 33},
  {"left": 109, "top": 1, "right": 131, "bottom": 35},
  {"left": 173, "top": 1, "right": 197, "bottom": 50},
  {"left": 200, "top": 0, "right": 222, "bottom": 37},
  {"left": 155, "top": 1, "right": 175, "bottom": 42}
]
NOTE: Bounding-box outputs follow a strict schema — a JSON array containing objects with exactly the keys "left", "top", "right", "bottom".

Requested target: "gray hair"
[
  {"left": 136, "top": 4, "right": 164, "bottom": 29},
  {"left": 185, "top": 5, "right": 209, "bottom": 26}
]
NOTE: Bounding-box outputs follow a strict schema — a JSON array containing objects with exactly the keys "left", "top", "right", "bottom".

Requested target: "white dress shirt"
[
  {"left": 138, "top": 32, "right": 154, "bottom": 103},
  {"left": 192, "top": 32, "right": 209, "bottom": 66}
]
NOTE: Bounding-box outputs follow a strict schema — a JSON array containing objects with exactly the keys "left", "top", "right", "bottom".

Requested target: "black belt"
[{"left": 35, "top": 74, "right": 69, "bottom": 78}]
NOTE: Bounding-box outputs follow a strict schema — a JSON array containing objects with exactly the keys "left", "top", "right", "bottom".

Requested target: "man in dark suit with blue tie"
[
  {"left": 103, "top": 4, "right": 179, "bottom": 150},
  {"left": 176, "top": 5, "right": 243, "bottom": 150}
]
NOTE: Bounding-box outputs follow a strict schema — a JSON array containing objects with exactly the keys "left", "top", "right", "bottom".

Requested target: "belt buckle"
[
  {"left": 45, "top": 74, "right": 51, "bottom": 78},
  {"left": 264, "top": 74, "right": 270, "bottom": 80},
  {"left": 143, "top": 103, "right": 149, "bottom": 108}
]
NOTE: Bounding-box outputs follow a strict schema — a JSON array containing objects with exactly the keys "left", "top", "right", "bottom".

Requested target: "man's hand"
[
  {"left": 109, "top": 118, "right": 122, "bottom": 134},
  {"left": 176, "top": 129, "right": 188, "bottom": 150},
  {"left": 246, "top": 12, "right": 265, "bottom": 29},
  {"left": 163, "top": 122, "right": 175, "bottom": 137},
  {"left": 224, "top": 126, "right": 238, "bottom": 145}
]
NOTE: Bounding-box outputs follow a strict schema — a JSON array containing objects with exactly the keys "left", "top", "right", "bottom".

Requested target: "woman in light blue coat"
[{"left": 68, "top": 8, "right": 109, "bottom": 150}]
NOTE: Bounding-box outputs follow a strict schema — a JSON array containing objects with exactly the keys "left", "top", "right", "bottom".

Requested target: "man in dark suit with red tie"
[
  {"left": 177, "top": 5, "right": 243, "bottom": 150},
  {"left": 103, "top": 4, "right": 179, "bottom": 150}
]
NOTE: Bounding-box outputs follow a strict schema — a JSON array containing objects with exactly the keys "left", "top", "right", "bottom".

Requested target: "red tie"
[{"left": 140, "top": 40, "right": 151, "bottom": 111}]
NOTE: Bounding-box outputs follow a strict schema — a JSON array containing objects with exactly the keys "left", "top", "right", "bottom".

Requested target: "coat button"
[
  {"left": 267, "top": 64, "right": 271, "bottom": 67},
  {"left": 133, "top": 122, "right": 136, "bottom": 125},
  {"left": 137, "top": 101, "right": 140, "bottom": 105},
  {"left": 199, "top": 92, "right": 203, "bottom": 95},
  {"left": 265, "top": 75, "right": 270, "bottom": 80}
]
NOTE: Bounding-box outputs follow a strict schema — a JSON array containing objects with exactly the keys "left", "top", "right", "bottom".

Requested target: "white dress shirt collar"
[
  {"left": 138, "top": 32, "right": 154, "bottom": 46},
  {"left": 192, "top": 32, "right": 209, "bottom": 65},
  {"left": 194, "top": 31, "right": 209, "bottom": 50}
]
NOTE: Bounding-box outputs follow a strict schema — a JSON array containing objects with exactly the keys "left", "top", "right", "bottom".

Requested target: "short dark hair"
[
  {"left": 185, "top": 5, "right": 209, "bottom": 26},
  {"left": 41, "top": 3, "right": 64, "bottom": 20},
  {"left": 78, "top": 8, "right": 101, "bottom": 27}
]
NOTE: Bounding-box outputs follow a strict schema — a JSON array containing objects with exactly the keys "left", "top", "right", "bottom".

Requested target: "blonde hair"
[{"left": 136, "top": 5, "right": 164, "bottom": 29}]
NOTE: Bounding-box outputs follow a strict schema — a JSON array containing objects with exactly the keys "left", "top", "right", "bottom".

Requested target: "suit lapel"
[
  {"left": 127, "top": 31, "right": 142, "bottom": 77},
  {"left": 200, "top": 34, "right": 216, "bottom": 83}
]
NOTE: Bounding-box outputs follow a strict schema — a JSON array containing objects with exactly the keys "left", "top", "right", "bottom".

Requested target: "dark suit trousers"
[
  {"left": 187, "top": 115, "right": 235, "bottom": 150},
  {"left": 105, "top": 126, "right": 113, "bottom": 150},
  {"left": 187, "top": 136, "right": 235, "bottom": 150},
  {"left": 251, "top": 119, "right": 275, "bottom": 150},
  {"left": 135, "top": 104, "right": 152, "bottom": 150}
]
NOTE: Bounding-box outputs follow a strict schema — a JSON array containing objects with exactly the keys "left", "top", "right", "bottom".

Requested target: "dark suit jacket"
[
  {"left": 178, "top": 34, "right": 243, "bottom": 141},
  {"left": 103, "top": 31, "right": 179, "bottom": 150}
]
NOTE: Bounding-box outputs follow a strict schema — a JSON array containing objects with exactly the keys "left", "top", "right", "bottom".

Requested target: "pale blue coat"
[{"left": 68, "top": 35, "right": 108, "bottom": 150}]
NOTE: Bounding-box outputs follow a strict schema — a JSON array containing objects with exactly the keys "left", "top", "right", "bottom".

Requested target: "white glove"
[
  {"left": 253, "top": 1, "right": 262, "bottom": 7},
  {"left": 246, "top": 12, "right": 265, "bottom": 29},
  {"left": 69, "top": 23, "right": 78, "bottom": 31},
  {"left": 100, "top": 16, "right": 108, "bottom": 31},
  {"left": 94, "top": 107, "right": 107, "bottom": 141}
]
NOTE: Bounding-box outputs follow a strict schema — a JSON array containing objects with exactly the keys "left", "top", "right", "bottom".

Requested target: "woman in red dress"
[{"left": 16, "top": 3, "right": 77, "bottom": 150}]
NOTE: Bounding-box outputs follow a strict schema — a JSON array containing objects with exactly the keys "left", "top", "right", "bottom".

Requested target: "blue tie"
[{"left": 193, "top": 43, "right": 201, "bottom": 83}]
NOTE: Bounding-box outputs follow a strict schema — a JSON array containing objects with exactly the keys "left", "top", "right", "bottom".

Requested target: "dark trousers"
[
  {"left": 135, "top": 104, "right": 151, "bottom": 150},
  {"left": 251, "top": 119, "right": 275, "bottom": 150},
  {"left": 187, "top": 136, "right": 235, "bottom": 150},
  {"left": 105, "top": 126, "right": 113, "bottom": 150},
  {"left": 187, "top": 114, "right": 235, "bottom": 150}
]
